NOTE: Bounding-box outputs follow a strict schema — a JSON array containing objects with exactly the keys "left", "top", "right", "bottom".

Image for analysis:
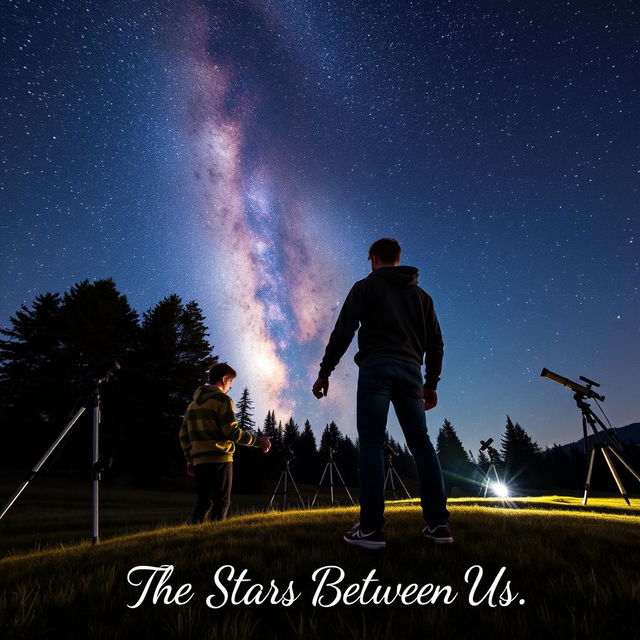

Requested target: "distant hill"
[{"left": 558, "top": 422, "right": 640, "bottom": 453}]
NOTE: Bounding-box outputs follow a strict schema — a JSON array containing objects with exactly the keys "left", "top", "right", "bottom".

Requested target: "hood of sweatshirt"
[
  {"left": 370, "top": 265, "right": 419, "bottom": 288},
  {"left": 192, "top": 384, "right": 225, "bottom": 406}
]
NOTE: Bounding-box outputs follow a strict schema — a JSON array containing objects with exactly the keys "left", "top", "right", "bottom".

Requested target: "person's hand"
[
  {"left": 257, "top": 436, "right": 272, "bottom": 453},
  {"left": 186, "top": 461, "right": 195, "bottom": 477},
  {"left": 312, "top": 376, "right": 329, "bottom": 399},
  {"left": 423, "top": 387, "right": 438, "bottom": 411}
]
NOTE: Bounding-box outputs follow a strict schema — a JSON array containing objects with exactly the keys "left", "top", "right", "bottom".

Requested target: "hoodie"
[
  {"left": 318, "top": 266, "right": 444, "bottom": 388},
  {"left": 179, "top": 385, "right": 258, "bottom": 465}
]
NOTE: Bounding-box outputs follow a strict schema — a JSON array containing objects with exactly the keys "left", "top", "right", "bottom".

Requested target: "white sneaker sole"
[
  {"left": 343, "top": 535, "right": 386, "bottom": 549},
  {"left": 423, "top": 535, "right": 453, "bottom": 544}
]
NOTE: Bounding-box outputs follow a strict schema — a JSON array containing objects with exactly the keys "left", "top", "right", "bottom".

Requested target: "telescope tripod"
[
  {"left": 0, "top": 363, "right": 118, "bottom": 544},
  {"left": 311, "top": 448, "right": 356, "bottom": 507},
  {"left": 478, "top": 463, "right": 504, "bottom": 498},
  {"left": 384, "top": 454, "right": 412, "bottom": 500},
  {"left": 576, "top": 393, "right": 640, "bottom": 505},
  {"left": 267, "top": 458, "right": 305, "bottom": 510}
]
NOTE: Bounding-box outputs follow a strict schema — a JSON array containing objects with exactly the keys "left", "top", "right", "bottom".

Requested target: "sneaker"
[
  {"left": 343, "top": 522, "right": 386, "bottom": 549},
  {"left": 422, "top": 524, "right": 453, "bottom": 544}
]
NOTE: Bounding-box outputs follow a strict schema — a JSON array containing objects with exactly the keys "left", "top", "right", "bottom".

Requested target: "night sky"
[{"left": 2, "top": 0, "right": 638, "bottom": 453}]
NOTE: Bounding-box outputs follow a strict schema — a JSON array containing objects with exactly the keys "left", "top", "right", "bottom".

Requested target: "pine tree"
[
  {"left": 262, "top": 410, "right": 281, "bottom": 446},
  {"left": 139, "top": 294, "right": 214, "bottom": 401},
  {"left": 337, "top": 435, "right": 359, "bottom": 487},
  {"left": 176, "top": 300, "right": 216, "bottom": 393},
  {"left": 319, "top": 421, "right": 344, "bottom": 459},
  {"left": 396, "top": 444, "right": 417, "bottom": 480},
  {"left": 260, "top": 411, "right": 281, "bottom": 480},
  {"left": 236, "top": 387, "right": 256, "bottom": 433},
  {"left": 129, "top": 294, "right": 215, "bottom": 473},
  {"left": 297, "top": 420, "right": 319, "bottom": 483},
  {"left": 0, "top": 292, "right": 63, "bottom": 376},
  {"left": 500, "top": 416, "right": 542, "bottom": 489},
  {"left": 436, "top": 419, "right": 472, "bottom": 466},
  {"left": 0, "top": 293, "right": 67, "bottom": 464},
  {"left": 283, "top": 416, "right": 300, "bottom": 450},
  {"left": 60, "top": 278, "right": 139, "bottom": 372},
  {"left": 436, "top": 419, "right": 474, "bottom": 495},
  {"left": 231, "top": 389, "right": 262, "bottom": 494}
]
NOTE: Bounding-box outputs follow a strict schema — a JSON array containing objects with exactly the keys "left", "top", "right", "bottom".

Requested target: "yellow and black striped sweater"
[{"left": 179, "top": 385, "right": 258, "bottom": 464}]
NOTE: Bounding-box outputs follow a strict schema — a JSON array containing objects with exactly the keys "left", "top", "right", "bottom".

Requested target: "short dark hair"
[
  {"left": 368, "top": 238, "right": 401, "bottom": 263},
  {"left": 207, "top": 362, "right": 237, "bottom": 384}
]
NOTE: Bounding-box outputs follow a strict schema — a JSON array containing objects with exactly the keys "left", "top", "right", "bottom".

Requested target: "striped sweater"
[{"left": 179, "top": 385, "right": 258, "bottom": 464}]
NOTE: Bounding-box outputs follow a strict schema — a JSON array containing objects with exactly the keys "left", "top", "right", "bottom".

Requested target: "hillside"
[
  {"left": 559, "top": 421, "right": 640, "bottom": 452},
  {"left": 1, "top": 500, "right": 639, "bottom": 639}
]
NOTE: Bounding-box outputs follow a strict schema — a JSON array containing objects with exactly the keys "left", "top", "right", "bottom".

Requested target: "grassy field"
[
  {"left": 0, "top": 472, "right": 356, "bottom": 555},
  {"left": 0, "top": 476, "right": 639, "bottom": 640}
]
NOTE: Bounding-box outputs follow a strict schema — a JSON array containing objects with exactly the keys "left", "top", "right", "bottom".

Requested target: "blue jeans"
[{"left": 356, "top": 357, "right": 449, "bottom": 531}]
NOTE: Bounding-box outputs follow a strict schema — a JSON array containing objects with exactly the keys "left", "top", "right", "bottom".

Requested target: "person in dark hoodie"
[
  {"left": 312, "top": 238, "right": 451, "bottom": 549},
  {"left": 180, "top": 362, "right": 271, "bottom": 523}
]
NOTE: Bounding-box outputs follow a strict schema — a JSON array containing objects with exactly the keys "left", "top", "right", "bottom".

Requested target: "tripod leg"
[
  {"left": 392, "top": 467, "right": 412, "bottom": 500},
  {"left": 329, "top": 463, "right": 335, "bottom": 506},
  {"left": 267, "top": 471, "right": 285, "bottom": 510},
  {"left": 331, "top": 462, "right": 356, "bottom": 506},
  {"left": 286, "top": 471, "right": 306, "bottom": 508},
  {"left": 283, "top": 467, "right": 288, "bottom": 509},
  {"left": 0, "top": 407, "right": 87, "bottom": 522},
  {"left": 581, "top": 414, "right": 588, "bottom": 454},
  {"left": 92, "top": 398, "right": 100, "bottom": 545},
  {"left": 480, "top": 469, "right": 490, "bottom": 497},
  {"left": 609, "top": 448, "right": 640, "bottom": 484},
  {"left": 388, "top": 466, "right": 397, "bottom": 499},
  {"left": 583, "top": 448, "right": 596, "bottom": 506},
  {"left": 311, "top": 464, "right": 329, "bottom": 507},
  {"left": 601, "top": 447, "right": 631, "bottom": 506}
]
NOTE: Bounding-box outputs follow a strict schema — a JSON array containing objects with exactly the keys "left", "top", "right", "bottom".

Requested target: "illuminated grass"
[
  {"left": 392, "top": 495, "right": 640, "bottom": 518},
  {"left": 1, "top": 499, "right": 639, "bottom": 639}
]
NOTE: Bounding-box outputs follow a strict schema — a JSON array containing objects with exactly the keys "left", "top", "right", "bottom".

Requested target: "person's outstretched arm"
[{"left": 314, "top": 283, "right": 363, "bottom": 398}]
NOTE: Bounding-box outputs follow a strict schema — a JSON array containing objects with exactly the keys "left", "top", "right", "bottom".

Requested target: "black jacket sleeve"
[
  {"left": 423, "top": 294, "right": 444, "bottom": 389},
  {"left": 318, "top": 282, "right": 363, "bottom": 378}
]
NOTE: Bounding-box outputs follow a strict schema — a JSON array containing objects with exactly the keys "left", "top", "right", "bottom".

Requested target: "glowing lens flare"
[{"left": 491, "top": 482, "right": 510, "bottom": 498}]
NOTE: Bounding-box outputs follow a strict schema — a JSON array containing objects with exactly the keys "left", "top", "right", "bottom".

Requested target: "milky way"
[{"left": 161, "top": 0, "right": 350, "bottom": 419}]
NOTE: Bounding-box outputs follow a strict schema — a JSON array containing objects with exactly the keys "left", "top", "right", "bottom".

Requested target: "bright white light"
[{"left": 491, "top": 482, "right": 510, "bottom": 498}]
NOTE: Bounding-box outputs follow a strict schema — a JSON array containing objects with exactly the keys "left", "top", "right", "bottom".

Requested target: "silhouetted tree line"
[
  {"left": 0, "top": 279, "right": 395, "bottom": 491},
  {"left": 0, "top": 279, "right": 216, "bottom": 476},
  {"left": 436, "top": 415, "right": 640, "bottom": 496},
  {"left": 2, "top": 280, "right": 638, "bottom": 496},
  {"left": 233, "top": 409, "right": 418, "bottom": 495}
]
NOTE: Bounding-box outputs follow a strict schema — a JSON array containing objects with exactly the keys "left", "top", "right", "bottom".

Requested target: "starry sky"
[{"left": 2, "top": 0, "right": 638, "bottom": 453}]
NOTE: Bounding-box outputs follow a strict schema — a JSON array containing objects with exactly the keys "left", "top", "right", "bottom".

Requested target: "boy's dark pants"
[{"left": 192, "top": 462, "right": 233, "bottom": 523}]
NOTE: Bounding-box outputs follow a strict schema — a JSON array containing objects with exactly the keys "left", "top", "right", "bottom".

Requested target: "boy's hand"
[{"left": 257, "top": 436, "right": 272, "bottom": 453}]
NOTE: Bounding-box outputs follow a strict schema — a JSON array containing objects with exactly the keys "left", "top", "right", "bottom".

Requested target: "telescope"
[
  {"left": 540, "top": 368, "right": 604, "bottom": 401},
  {"left": 540, "top": 367, "right": 640, "bottom": 505},
  {"left": 480, "top": 438, "right": 493, "bottom": 451}
]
